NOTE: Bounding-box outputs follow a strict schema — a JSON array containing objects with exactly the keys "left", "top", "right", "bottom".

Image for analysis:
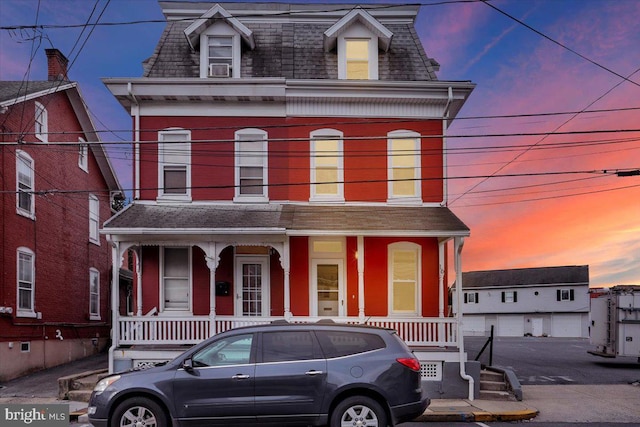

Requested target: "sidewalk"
[{"left": 417, "top": 397, "right": 538, "bottom": 423}]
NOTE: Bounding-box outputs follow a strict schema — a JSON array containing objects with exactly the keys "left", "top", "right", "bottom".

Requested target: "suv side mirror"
[{"left": 182, "top": 358, "right": 197, "bottom": 375}]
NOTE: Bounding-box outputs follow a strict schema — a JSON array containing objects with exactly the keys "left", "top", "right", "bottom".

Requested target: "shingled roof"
[
  {"left": 104, "top": 203, "right": 469, "bottom": 236},
  {"left": 144, "top": 2, "right": 440, "bottom": 80},
  {"left": 0, "top": 81, "right": 74, "bottom": 105},
  {"left": 461, "top": 266, "right": 590, "bottom": 289}
]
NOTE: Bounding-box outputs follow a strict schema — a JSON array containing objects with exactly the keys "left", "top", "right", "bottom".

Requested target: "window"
[
  {"left": 345, "top": 39, "right": 370, "bottom": 79},
  {"left": 310, "top": 130, "right": 343, "bottom": 201},
  {"left": 502, "top": 291, "right": 518, "bottom": 303},
  {"left": 89, "top": 268, "right": 100, "bottom": 320},
  {"left": 78, "top": 138, "right": 88, "bottom": 172},
  {"left": 315, "top": 331, "right": 385, "bottom": 358},
  {"left": 192, "top": 334, "right": 253, "bottom": 367},
  {"left": 162, "top": 247, "right": 190, "bottom": 312},
  {"left": 89, "top": 194, "right": 100, "bottom": 244},
  {"left": 557, "top": 289, "right": 575, "bottom": 301},
  {"left": 464, "top": 292, "right": 479, "bottom": 304},
  {"left": 388, "top": 242, "right": 421, "bottom": 315},
  {"left": 207, "top": 36, "right": 233, "bottom": 75},
  {"left": 388, "top": 131, "right": 421, "bottom": 201},
  {"left": 17, "top": 247, "right": 35, "bottom": 316},
  {"left": 34, "top": 101, "right": 47, "bottom": 142},
  {"left": 262, "top": 331, "right": 317, "bottom": 362},
  {"left": 235, "top": 129, "right": 268, "bottom": 201},
  {"left": 16, "top": 150, "right": 35, "bottom": 218},
  {"left": 158, "top": 129, "right": 191, "bottom": 200}
]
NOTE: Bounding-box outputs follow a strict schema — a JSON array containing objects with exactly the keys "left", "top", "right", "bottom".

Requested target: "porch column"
[
  {"left": 357, "top": 235, "right": 365, "bottom": 320},
  {"left": 135, "top": 247, "right": 142, "bottom": 316},
  {"left": 282, "top": 239, "right": 291, "bottom": 320},
  {"left": 438, "top": 240, "right": 445, "bottom": 318},
  {"left": 203, "top": 243, "right": 220, "bottom": 334},
  {"left": 108, "top": 240, "right": 120, "bottom": 374}
]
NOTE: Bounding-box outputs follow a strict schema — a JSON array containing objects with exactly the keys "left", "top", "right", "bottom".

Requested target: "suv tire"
[
  {"left": 111, "top": 396, "right": 167, "bottom": 427},
  {"left": 330, "top": 395, "right": 388, "bottom": 427}
]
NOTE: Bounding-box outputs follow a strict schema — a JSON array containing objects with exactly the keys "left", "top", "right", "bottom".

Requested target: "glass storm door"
[
  {"left": 236, "top": 256, "right": 269, "bottom": 316},
  {"left": 312, "top": 260, "right": 344, "bottom": 317}
]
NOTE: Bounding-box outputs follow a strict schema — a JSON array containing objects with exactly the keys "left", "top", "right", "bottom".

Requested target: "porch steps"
[
  {"left": 58, "top": 369, "right": 108, "bottom": 402},
  {"left": 479, "top": 369, "right": 516, "bottom": 401}
]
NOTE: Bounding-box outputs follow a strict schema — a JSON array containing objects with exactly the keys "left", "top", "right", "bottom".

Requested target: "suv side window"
[
  {"left": 315, "top": 331, "right": 386, "bottom": 358},
  {"left": 192, "top": 333, "right": 253, "bottom": 367},
  {"left": 262, "top": 331, "right": 318, "bottom": 362}
]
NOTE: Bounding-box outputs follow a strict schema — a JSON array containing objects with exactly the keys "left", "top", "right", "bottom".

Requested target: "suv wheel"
[
  {"left": 331, "top": 396, "right": 388, "bottom": 427},
  {"left": 111, "top": 396, "right": 167, "bottom": 427}
]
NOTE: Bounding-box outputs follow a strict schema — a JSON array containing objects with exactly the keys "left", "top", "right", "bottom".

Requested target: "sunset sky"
[{"left": 1, "top": 0, "right": 639, "bottom": 287}]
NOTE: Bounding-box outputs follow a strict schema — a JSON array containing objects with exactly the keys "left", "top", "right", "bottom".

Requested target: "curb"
[{"left": 415, "top": 409, "right": 539, "bottom": 423}]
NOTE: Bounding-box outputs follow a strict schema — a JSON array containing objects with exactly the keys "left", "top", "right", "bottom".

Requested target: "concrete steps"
[
  {"left": 58, "top": 369, "right": 108, "bottom": 402},
  {"left": 479, "top": 369, "right": 516, "bottom": 401}
]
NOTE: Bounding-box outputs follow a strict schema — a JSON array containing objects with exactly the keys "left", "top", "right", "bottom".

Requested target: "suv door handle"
[
  {"left": 305, "top": 370, "right": 323, "bottom": 376},
  {"left": 232, "top": 374, "right": 250, "bottom": 380}
]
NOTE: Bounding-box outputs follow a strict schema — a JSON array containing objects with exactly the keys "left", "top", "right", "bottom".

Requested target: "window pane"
[
  {"left": 316, "top": 331, "right": 385, "bottom": 358},
  {"left": 164, "top": 168, "right": 187, "bottom": 194},
  {"left": 392, "top": 168, "right": 415, "bottom": 196},
  {"left": 393, "top": 282, "right": 416, "bottom": 312},
  {"left": 312, "top": 241, "right": 342, "bottom": 253},
  {"left": 262, "top": 331, "right": 315, "bottom": 362},
  {"left": 193, "top": 334, "right": 253, "bottom": 367},
  {"left": 346, "top": 40, "right": 369, "bottom": 59},
  {"left": 346, "top": 62, "right": 369, "bottom": 79},
  {"left": 393, "top": 250, "right": 417, "bottom": 281},
  {"left": 314, "top": 139, "right": 339, "bottom": 167},
  {"left": 19, "top": 288, "right": 32, "bottom": 309},
  {"left": 165, "top": 248, "right": 188, "bottom": 277},
  {"left": 18, "top": 253, "right": 32, "bottom": 281}
]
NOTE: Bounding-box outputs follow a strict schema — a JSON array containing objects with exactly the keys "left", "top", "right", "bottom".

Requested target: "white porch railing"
[{"left": 117, "top": 316, "right": 458, "bottom": 347}]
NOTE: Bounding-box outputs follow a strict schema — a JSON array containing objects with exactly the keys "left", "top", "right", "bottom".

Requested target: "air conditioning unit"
[{"left": 208, "top": 63, "right": 230, "bottom": 77}]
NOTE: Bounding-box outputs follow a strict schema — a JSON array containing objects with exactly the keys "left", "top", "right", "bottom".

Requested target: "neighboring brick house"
[
  {"left": 452, "top": 266, "right": 590, "bottom": 338},
  {"left": 102, "top": 2, "right": 477, "bottom": 398},
  {"left": 0, "top": 49, "right": 122, "bottom": 380}
]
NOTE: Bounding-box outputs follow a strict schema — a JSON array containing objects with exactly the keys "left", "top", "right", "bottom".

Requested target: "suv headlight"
[{"left": 93, "top": 375, "right": 121, "bottom": 393}]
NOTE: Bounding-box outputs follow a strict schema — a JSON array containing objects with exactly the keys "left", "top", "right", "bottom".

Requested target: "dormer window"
[
  {"left": 206, "top": 35, "right": 235, "bottom": 77},
  {"left": 324, "top": 7, "right": 392, "bottom": 81}
]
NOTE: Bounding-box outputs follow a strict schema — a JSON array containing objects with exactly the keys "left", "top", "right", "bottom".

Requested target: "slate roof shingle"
[{"left": 461, "top": 266, "right": 590, "bottom": 289}]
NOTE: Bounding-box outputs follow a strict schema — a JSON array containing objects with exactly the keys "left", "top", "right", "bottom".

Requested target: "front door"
[
  {"left": 312, "top": 259, "right": 344, "bottom": 317},
  {"left": 235, "top": 256, "right": 270, "bottom": 316}
]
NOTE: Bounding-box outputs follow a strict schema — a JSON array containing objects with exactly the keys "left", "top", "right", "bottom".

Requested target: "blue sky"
[{"left": 1, "top": 0, "right": 639, "bottom": 287}]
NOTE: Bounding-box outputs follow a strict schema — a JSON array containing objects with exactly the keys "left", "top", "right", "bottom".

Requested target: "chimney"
[{"left": 45, "top": 48, "right": 69, "bottom": 81}]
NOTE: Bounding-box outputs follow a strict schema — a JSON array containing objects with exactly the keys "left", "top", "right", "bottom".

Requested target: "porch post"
[
  {"left": 357, "top": 235, "right": 365, "bottom": 320},
  {"left": 283, "top": 238, "right": 292, "bottom": 320},
  {"left": 204, "top": 243, "right": 219, "bottom": 334},
  {"left": 438, "top": 240, "right": 445, "bottom": 318},
  {"left": 135, "top": 247, "right": 142, "bottom": 316},
  {"left": 109, "top": 240, "right": 120, "bottom": 374}
]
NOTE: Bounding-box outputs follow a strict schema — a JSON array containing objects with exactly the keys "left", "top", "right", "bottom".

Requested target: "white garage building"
[{"left": 452, "top": 266, "right": 590, "bottom": 338}]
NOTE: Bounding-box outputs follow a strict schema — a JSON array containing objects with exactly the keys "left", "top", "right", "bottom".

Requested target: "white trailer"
[{"left": 588, "top": 286, "right": 640, "bottom": 361}]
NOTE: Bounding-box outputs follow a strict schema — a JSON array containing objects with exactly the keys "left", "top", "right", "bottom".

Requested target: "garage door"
[
  {"left": 462, "top": 316, "right": 485, "bottom": 336},
  {"left": 551, "top": 314, "right": 582, "bottom": 337},
  {"left": 497, "top": 315, "right": 524, "bottom": 337}
]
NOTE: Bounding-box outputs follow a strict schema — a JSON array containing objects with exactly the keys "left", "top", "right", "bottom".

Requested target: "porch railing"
[{"left": 117, "top": 315, "right": 458, "bottom": 347}]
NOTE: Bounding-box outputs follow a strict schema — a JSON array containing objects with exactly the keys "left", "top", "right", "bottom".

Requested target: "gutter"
[
  {"left": 128, "top": 82, "right": 140, "bottom": 200},
  {"left": 455, "top": 237, "right": 475, "bottom": 400}
]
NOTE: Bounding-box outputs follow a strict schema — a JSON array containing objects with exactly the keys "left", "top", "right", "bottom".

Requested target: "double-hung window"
[
  {"left": 89, "top": 194, "right": 100, "bottom": 244},
  {"left": 78, "top": 137, "right": 88, "bottom": 172},
  {"left": 162, "top": 247, "right": 191, "bottom": 312},
  {"left": 89, "top": 268, "right": 100, "bottom": 320},
  {"left": 34, "top": 101, "right": 47, "bottom": 142},
  {"left": 345, "top": 39, "right": 370, "bottom": 79},
  {"left": 158, "top": 129, "right": 191, "bottom": 201},
  {"left": 207, "top": 36, "right": 233, "bottom": 76},
  {"left": 235, "top": 129, "right": 268, "bottom": 201},
  {"left": 310, "top": 129, "right": 343, "bottom": 201},
  {"left": 388, "top": 242, "right": 421, "bottom": 316},
  {"left": 17, "top": 247, "right": 35, "bottom": 317},
  {"left": 16, "top": 150, "right": 35, "bottom": 218},
  {"left": 388, "top": 131, "right": 421, "bottom": 202}
]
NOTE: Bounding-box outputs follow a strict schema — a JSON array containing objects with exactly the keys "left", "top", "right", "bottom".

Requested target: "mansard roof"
[
  {"left": 461, "top": 266, "right": 590, "bottom": 289},
  {"left": 144, "top": 2, "right": 440, "bottom": 80}
]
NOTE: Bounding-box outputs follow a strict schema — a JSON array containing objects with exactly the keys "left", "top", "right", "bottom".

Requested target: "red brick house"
[
  {"left": 103, "top": 2, "right": 477, "bottom": 398},
  {"left": 0, "top": 49, "right": 122, "bottom": 380}
]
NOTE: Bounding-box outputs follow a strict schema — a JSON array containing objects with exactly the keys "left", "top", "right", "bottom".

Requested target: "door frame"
[
  {"left": 310, "top": 259, "right": 345, "bottom": 317},
  {"left": 234, "top": 255, "right": 270, "bottom": 317}
]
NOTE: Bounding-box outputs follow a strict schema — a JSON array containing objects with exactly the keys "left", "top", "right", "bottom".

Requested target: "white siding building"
[{"left": 452, "top": 266, "right": 590, "bottom": 338}]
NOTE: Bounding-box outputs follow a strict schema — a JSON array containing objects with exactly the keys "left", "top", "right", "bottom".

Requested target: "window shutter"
[
  {"left": 570, "top": 289, "right": 575, "bottom": 301},
  {"left": 557, "top": 289, "right": 561, "bottom": 301},
  {"left": 514, "top": 291, "right": 518, "bottom": 303},
  {"left": 501, "top": 292, "right": 505, "bottom": 303}
]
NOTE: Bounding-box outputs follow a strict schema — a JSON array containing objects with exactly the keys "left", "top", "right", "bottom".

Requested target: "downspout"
[
  {"left": 455, "top": 236, "right": 474, "bottom": 400},
  {"left": 441, "top": 87, "right": 453, "bottom": 206},
  {"left": 127, "top": 82, "right": 140, "bottom": 200}
]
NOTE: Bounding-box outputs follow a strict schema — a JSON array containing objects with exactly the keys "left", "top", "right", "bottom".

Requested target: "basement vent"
[
  {"left": 420, "top": 362, "right": 442, "bottom": 381},
  {"left": 20, "top": 342, "right": 31, "bottom": 353}
]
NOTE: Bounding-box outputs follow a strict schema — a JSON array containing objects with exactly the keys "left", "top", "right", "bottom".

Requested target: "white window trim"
[
  {"left": 34, "top": 101, "right": 47, "bottom": 142},
  {"left": 199, "top": 23, "right": 241, "bottom": 78},
  {"left": 310, "top": 129, "right": 344, "bottom": 202},
  {"left": 337, "top": 23, "right": 379, "bottom": 80},
  {"left": 234, "top": 128, "right": 268, "bottom": 202},
  {"left": 388, "top": 242, "right": 421, "bottom": 316},
  {"left": 16, "top": 150, "right": 35, "bottom": 219},
  {"left": 89, "top": 194, "right": 100, "bottom": 245},
  {"left": 89, "top": 268, "right": 100, "bottom": 320},
  {"left": 157, "top": 128, "right": 192, "bottom": 202},
  {"left": 387, "top": 130, "right": 422, "bottom": 204},
  {"left": 17, "top": 247, "right": 36, "bottom": 318},
  {"left": 78, "top": 137, "right": 88, "bottom": 172},
  {"left": 160, "top": 247, "right": 193, "bottom": 314}
]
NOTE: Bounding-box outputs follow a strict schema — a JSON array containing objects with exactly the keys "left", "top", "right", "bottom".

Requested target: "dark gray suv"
[{"left": 88, "top": 321, "right": 429, "bottom": 427}]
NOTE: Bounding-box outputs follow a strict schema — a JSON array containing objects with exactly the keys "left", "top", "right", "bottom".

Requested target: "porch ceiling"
[{"left": 103, "top": 203, "right": 469, "bottom": 238}]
